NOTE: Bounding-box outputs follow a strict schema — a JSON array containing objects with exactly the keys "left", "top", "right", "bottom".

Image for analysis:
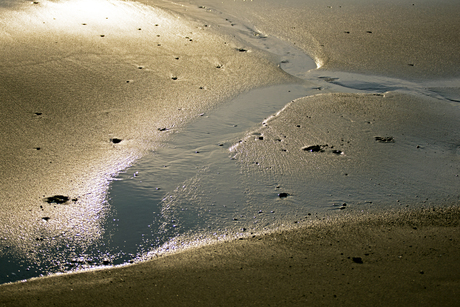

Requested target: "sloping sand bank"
[{"left": 1, "top": 206, "right": 459, "bottom": 306}]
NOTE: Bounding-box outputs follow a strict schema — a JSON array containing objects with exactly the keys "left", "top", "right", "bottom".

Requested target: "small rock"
[
  {"left": 375, "top": 136, "right": 394, "bottom": 143},
  {"left": 278, "top": 192, "right": 289, "bottom": 198},
  {"left": 302, "top": 145, "right": 327, "bottom": 152},
  {"left": 42, "top": 217, "right": 50, "bottom": 221},
  {"left": 102, "top": 259, "right": 111, "bottom": 265},
  {"left": 352, "top": 257, "right": 363, "bottom": 264},
  {"left": 110, "top": 138, "right": 122, "bottom": 144},
  {"left": 158, "top": 127, "right": 169, "bottom": 131},
  {"left": 44, "top": 195, "right": 70, "bottom": 204}
]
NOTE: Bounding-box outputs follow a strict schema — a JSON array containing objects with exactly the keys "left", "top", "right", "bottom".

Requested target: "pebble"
[
  {"left": 110, "top": 138, "right": 122, "bottom": 144},
  {"left": 375, "top": 136, "right": 394, "bottom": 143},
  {"left": 44, "top": 195, "right": 70, "bottom": 204}
]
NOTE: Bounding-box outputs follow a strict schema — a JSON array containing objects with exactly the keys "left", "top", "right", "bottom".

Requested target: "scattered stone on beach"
[
  {"left": 237, "top": 48, "right": 248, "bottom": 52},
  {"left": 34, "top": 112, "right": 42, "bottom": 116},
  {"left": 352, "top": 257, "right": 363, "bottom": 264},
  {"left": 34, "top": 147, "right": 41, "bottom": 150},
  {"left": 332, "top": 150, "right": 343, "bottom": 155},
  {"left": 375, "top": 136, "right": 394, "bottom": 143},
  {"left": 102, "top": 259, "right": 111, "bottom": 265},
  {"left": 302, "top": 145, "right": 327, "bottom": 152},
  {"left": 278, "top": 192, "right": 289, "bottom": 198},
  {"left": 171, "top": 76, "right": 178, "bottom": 80},
  {"left": 41, "top": 217, "right": 50, "bottom": 221},
  {"left": 158, "top": 127, "right": 169, "bottom": 131},
  {"left": 43, "top": 195, "right": 70, "bottom": 204},
  {"left": 110, "top": 138, "right": 122, "bottom": 144},
  {"left": 318, "top": 77, "right": 339, "bottom": 82}
]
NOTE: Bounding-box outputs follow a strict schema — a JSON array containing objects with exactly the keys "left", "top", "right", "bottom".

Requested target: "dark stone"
[
  {"left": 258, "top": 136, "right": 263, "bottom": 140},
  {"left": 302, "top": 145, "right": 327, "bottom": 152},
  {"left": 237, "top": 48, "right": 248, "bottom": 52},
  {"left": 34, "top": 112, "right": 42, "bottom": 116},
  {"left": 375, "top": 136, "right": 394, "bottom": 143},
  {"left": 42, "top": 217, "right": 50, "bottom": 221},
  {"left": 332, "top": 150, "right": 342, "bottom": 154},
  {"left": 278, "top": 192, "right": 289, "bottom": 198},
  {"left": 158, "top": 127, "right": 169, "bottom": 131},
  {"left": 171, "top": 77, "right": 178, "bottom": 80},
  {"left": 102, "top": 259, "right": 111, "bottom": 265},
  {"left": 110, "top": 138, "right": 122, "bottom": 144},
  {"left": 44, "top": 195, "right": 70, "bottom": 204},
  {"left": 352, "top": 257, "right": 363, "bottom": 264}
]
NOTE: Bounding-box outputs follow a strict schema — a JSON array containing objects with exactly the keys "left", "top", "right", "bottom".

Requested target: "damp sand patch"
[
  {"left": 230, "top": 91, "right": 460, "bottom": 212},
  {"left": 0, "top": 206, "right": 459, "bottom": 306},
  {"left": 0, "top": 0, "right": 293, "bottom": 284}
]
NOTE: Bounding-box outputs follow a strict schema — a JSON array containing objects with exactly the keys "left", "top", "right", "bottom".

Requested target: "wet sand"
[
  {"left": 1, "top": 206, "right": 459, "bottom": 306},
  {"left": 1, "top": 0, "right": 460, "bottom": 304}
]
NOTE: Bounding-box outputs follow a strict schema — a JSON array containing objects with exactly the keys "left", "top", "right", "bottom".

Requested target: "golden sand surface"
[
  {"left": 1, "top": 206, "right": 459, "bottom": 306},
  {"left": 1, "top": 0, "right": 459, "bottom": 304},
  {"left": 0, "top": 0, "right": 291, "bottom": 257}
]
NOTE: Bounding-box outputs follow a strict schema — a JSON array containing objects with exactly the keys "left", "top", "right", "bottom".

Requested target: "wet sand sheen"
[
  {"left": 0, "top": 0, "right": 292, "bottom": 278},
  {"left": 1, "top": 207, "right": 459, "bottom": 306},
  {"left": 1, "top": 0, "right": 459, "bottom": 304}
]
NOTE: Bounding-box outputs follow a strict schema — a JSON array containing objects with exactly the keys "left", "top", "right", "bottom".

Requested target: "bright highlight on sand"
[{"left": 0, "top": 1, "right": 459, "bottom": 302}]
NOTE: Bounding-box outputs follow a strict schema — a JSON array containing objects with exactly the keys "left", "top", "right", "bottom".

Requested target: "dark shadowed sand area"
[{"left": 1, "top": 0, "right": 459, "bottom": 305}]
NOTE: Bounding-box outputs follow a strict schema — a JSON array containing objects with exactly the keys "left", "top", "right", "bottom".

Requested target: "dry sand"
[{"left": 1, "top": 0, "right": 459, "bottom": 305}]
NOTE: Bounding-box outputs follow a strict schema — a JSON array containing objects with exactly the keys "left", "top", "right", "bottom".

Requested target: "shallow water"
[{"left": 1, "top": 0, "right": 459, "bottom": 284}]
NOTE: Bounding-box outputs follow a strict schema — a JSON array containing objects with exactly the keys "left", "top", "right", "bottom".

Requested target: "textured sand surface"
[
  {"left": 0, "top": 0, "right": 290, "bottom": 259},
  {"left": 1, "top": 206, "right": 459, "bottom": 306},
  {"left": 1, "top": 0, "right": 459, "bottom": 303}
]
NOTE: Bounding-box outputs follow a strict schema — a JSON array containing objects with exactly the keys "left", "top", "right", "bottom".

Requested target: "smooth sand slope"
[{"left": 1, "top": 207, "right": 459, "bottom": 306}]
